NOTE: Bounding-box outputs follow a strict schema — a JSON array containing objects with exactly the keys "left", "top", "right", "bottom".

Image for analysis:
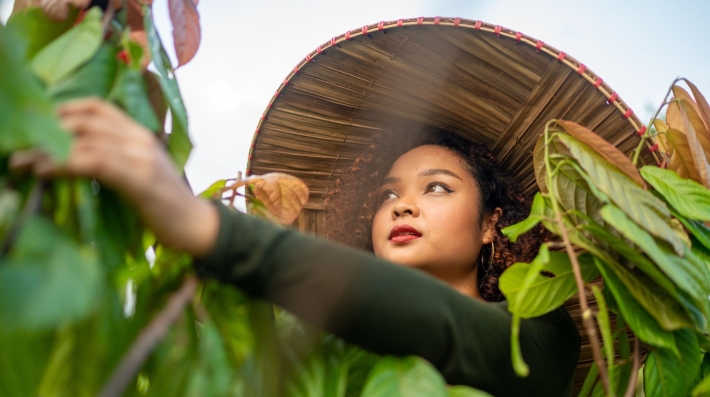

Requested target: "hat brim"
[{"left": 247, "top": 17, "right": 653, "bottom": 208}]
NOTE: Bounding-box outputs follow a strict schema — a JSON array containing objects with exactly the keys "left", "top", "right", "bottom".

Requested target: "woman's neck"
[{"left": 424, "top": 265, "right": 482, "bottom": 300}]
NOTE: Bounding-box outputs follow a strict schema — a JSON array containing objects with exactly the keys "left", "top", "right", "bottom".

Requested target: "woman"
[{"left": 13, "top": 99, "right": 579, "bottom": 396}]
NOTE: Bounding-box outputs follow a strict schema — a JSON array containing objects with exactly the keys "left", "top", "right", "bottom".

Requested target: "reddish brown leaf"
[
  {"left": 168, "top": 0, "right": 201, "bottom": 67},
  {"left": 665, "top": 128, "right": 701, "bottom": 182},
  {"left": 14, "top": 0, "right": 90, "bottom": 20},
  {"left": 683, "top": 79, "right": 710, "bottom": 133},
  {"left": 678, "top": 99, "right": 710, "bottom": 188},
  {"left": 249, "top": 173, "right": 309, "bottom": 225},
  {"left": 555, "top": 120, "right": 646, "bottom": 188}
]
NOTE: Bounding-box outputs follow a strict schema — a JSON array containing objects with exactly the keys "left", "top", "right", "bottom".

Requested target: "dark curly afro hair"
[{"left": 324, "top": 124, "right": 552, "bottom": 302}]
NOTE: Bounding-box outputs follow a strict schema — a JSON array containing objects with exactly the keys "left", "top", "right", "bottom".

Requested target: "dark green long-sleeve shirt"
[{"left": 195, "top": 203, "right": 580, "bottom": 396}]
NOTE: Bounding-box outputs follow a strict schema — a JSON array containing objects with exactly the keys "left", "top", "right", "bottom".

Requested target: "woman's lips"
[{"left": 389, "top": 224, "right": 422, "bottom": 244}]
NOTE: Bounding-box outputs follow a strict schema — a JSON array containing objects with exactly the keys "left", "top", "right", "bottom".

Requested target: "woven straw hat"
[
  {"left": 245, "top": 17, "right": 651, "bottom": 393},
  {"left": 246, "top": 17, "right": 655, "bottom": 210}
]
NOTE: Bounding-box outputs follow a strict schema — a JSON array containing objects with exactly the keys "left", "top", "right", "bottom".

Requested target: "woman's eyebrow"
[
  {"left": 419, "top": 168, "right": 462, "bottom": 180},
  {"left": 380, "top": 176, "right": 400, "bottom": 185}
]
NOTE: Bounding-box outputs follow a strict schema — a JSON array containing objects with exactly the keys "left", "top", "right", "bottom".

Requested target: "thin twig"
[
  {"left": 623, "top": 337, "right": 641, "bottom": 397},
  {"left": 632, "top": 77, "right": 682, "bottom": 166},
  {"left": 97, "top": 276, "right": 199, "bottom": 397},
  {"left": 543, "top": 122, "right": 611, "bottom": 395},
  {"left": 101, "top": 0, "right": 117, "bottom": 32},
  {"left": 0, "top": 180, "right": 46, "bottom": 258}
]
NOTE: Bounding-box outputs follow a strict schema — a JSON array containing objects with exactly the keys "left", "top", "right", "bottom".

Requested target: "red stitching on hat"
[
  {"left": 397, "top": 19, "right": 403, "bottom": 27},
  {"left": 535, "top": 40, "right": 544, "bottom": 52},
  {"left": 248, "top": 155, "right": 253, "bottom": 161},
  {"left": 454, "top": 17, "right": 461, "bottom": 26},
  {"left": 293, "top": 66, "right": 299, "bottom": 73},
  {"left": 306, "top": 53, "right": 312, "bottom": 61},
  {"left": 417, "top": 17, "right": 424, "bottom": 25},
  {"left": 317, "top": 45, "right": 323, "bottom": 53},
  {"left": 607, "top": 92, "right": 618, "bottom": 104},
  {"left": 255, "top": 128, "right": 260, "bottom": 133},
  {"left": 577, "top": 63, "right": 586, "bottom": 74},
  {"left": 475, "top": 20, "right": 482, "bottom": 30},
  {"left": 649, "top": 143, "right": 659, "bottom": 152},
  {"left": 345, "top": 31, "right": 351, "bottom": 40},
  {"left": 330, "top": 37, "right": 336, "bottom": 46},
  {"left": 260, "top": 115, "right": 265, "bottom": 120},
  {"left": 594, "top": 77, "right": 603, "bottom": 88},
  {"left": 362, "top": 26, "right": 368, "bottom": 35},
  {"left": 636, "top": 125, "right": 647, "bottom": 136},
  {"left": 494, "top": 25, "right": 502, "bottom": 36},
  {"left": 622, "top": 108, "right": 633, "bottom": 119},
  {"left": 283, "top": 79, "right": 288, "bottom": 85},
  {"left": 434, "top": 16, "right": 440, "bottom": 25},
  {"left": 515, "top": 32, "right": 522, "bottom": 42},
  {"left": 557, "top": 51, "right": 566, "bottom": 62},
  {"left": 378, "top": 21, "right": 385, "bottom": 30}
]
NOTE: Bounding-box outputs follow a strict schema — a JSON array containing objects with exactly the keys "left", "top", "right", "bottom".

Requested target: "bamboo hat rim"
[{"left": 246, "top": 17, "right": 656, "bottom": 208}]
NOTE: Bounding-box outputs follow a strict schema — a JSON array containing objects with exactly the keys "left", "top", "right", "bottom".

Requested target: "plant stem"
[
  {"left": 0, "top": 180, "right": 45, "bottom": 258},
  {"left": 97, "top": 275, "right": 199, "bottom": 397},
  {"left": 623, "top": 336, "right": 641, "bottom": 397},
  {"left": 632, "top": 77, "right": 682, "bottom": 166},
  {"left": 543, "top": 121, "right": 611, "bottom": 395}
]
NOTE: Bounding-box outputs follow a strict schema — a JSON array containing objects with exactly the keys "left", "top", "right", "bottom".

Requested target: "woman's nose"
[{"left": 392, "top": 198, "right": 420, "bottom": 218}]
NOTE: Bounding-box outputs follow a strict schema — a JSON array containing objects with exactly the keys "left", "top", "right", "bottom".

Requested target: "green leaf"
[
  {"left": 5, "top": 6, "right": 78, "bottom": 60},
  {"left": 447, "top": 386, "right": 493, "bottom": 397},
  {"left": 673, "top": 209, "right": 710, "bottom": 252},
  {"left": 144, "top": 6, "right": 192, "bottom": 168},
  {"left": 600, "top": 205, "right": 710, "bottom": 314},
  {"left": 644, "top": 329, "right": 702, "bottom": 397},
  {"left": 500, "top": 249, "right": 598, "bottom": 318},
  {"left": 199, "top": 179, "right": 227, "bottom": 199},
  {"left": 555, "top": 133, "right": 685, "bottom": 255},
  {"left": 641, "top": 165, "right": 710, "bottom": 221},
  {"left": 360, "top": 356, "right": 448, "bottom": 397},
  {"left": 577, "top": 359, "right": 598, "bottom": 397},
  {"left": 110, "top": 67, "right": 161, "bottom": 132},
  {"left": 0, "top": 217, "right": 104, "bottom": 332},
  {"left": 0, "top": 330, "right": 54, "bottom": 397},
  {"left": 0, "top": 25, "right": 71, "bottom": 161},
  {"left": 591, "top": 285, "right": 614, "bottom": 375},
  {"left": 502, "top": 192, "right": 544, "bottom": 243},
  {"left": 693, "top": 375, "right": 710, "bottom": 397},
  {"left": 595, "top": 258, "right": 677, "bottom": 352},
  {"left": 30, "top": 7, "right": 103, "bottom": 86},
  {"left": 48, "top": 44, "right": 119, "bottom": 104}
]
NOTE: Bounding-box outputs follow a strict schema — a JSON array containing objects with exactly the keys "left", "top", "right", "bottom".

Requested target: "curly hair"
[{"left": 324, "top": 125, "right": 552, "bottom": 302}]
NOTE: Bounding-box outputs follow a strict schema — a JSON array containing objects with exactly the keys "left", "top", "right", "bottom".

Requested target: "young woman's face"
[{"left": 371, "top": 145, "right": 498, "bottom": 273}]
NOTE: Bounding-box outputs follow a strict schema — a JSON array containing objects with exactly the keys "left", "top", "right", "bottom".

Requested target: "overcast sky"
[{"left": 3, "top": 0, "right": 709, "bottom": 196}]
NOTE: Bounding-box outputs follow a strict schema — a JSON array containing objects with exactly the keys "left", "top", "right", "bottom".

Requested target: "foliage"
[
  {"left": 500, "top": 83, "right": 710, "bottom": 396},
  {"left": 0, "top": 3, "right": 489, "bottom": 397}
]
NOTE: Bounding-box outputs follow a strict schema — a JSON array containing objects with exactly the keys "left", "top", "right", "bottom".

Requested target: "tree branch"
[
  {"left": 0, "top": 180, "right": 45, "bottom": 258},
  {"left": 623, "top": 336, "right": 641, "bottom": 397},
  {"left": 97, "top": 275, "right": 199, "bottom": 397}
]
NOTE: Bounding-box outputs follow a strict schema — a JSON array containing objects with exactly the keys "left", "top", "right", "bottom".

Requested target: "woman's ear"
[{"left": 481, "top": 208, "right": 502, "bottom": 244}]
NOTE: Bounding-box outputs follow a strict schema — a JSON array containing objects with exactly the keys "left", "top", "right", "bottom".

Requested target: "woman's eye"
[
  {"left": 380, "top": 190, "right": 397, "bottom": 202},
  {"left": 426, "top": 182, "right": 452, "bottom": 194}
]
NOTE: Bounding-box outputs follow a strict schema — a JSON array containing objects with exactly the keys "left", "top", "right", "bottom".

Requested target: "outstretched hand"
[{"left": 10, "top": 98, "right": 219, "bottom": 258}]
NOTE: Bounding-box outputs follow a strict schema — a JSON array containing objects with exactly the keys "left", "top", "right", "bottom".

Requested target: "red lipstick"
[{"left": 389, "top": 224, "right": 422, "bottom": 244}]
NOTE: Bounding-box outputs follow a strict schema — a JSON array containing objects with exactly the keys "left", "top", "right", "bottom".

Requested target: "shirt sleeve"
[{"left": 194, "top": 201, "right": 580, "bottom": 397}]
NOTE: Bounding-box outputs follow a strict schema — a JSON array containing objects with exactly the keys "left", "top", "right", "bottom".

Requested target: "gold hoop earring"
[{"left": 489, "top": 241, "right": 495, "bottom": 265}]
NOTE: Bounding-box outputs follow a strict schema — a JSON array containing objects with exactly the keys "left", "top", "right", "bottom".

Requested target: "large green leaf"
[
  {"left": 641, "top": 166, "right": 710, "bottom": 221},
  {"left": 555, "top": 133, "right": 685, "bottom": 255},
  {"left": 600, "top": 205, "right": 710, "bottom": 313},
  {"left": 0, "top": 217, "right": 104, "bottom": 332},
  {"left": 595, "top": 258, "right": 677, "bottom": 352},
  {"left": 110, "top": 67, "right": 161, "bottom": 132},
  {"left": 5, "top": 6, "right": 78, "bottom": 60},
  {"left": 48, "top": 44, "right": 119, "bottom": 104},
  {"left": 675, "top": 213, "right": 710, "bottom": 252},
  {"left": 30, "top": 7, "right": 103, "bottom": 86},
  {"left": 591, "top": 285, "right": 614, "bottom": 375},
  {"left": 144, "top": 6, "right": 192, "bottom": 168},
  {"left": 500, "top": 248, "right": 598, "bottom": 318},
  {"left": 360, "top": 356, "right": 448, "bottom": 397},
  {"left": 0, "top": 25, "right": 70, "bottom": 161},
  {"left": 645, "top": 329, "right": 702, "bottom": 397}
]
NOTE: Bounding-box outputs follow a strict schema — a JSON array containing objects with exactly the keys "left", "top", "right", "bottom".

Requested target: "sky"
[{"left": 2, "top": 0, "right": 709, "bottom": 196}]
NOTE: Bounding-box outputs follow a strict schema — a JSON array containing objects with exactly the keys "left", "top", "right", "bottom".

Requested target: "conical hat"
[{"left": 246, "top": 17, "right": 655, "bottom": 209}]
